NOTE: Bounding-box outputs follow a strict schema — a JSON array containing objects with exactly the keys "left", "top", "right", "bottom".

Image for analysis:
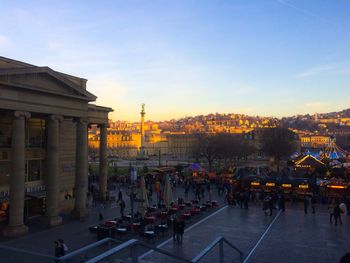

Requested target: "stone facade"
[{"left": 0, "top": 56, "right": 112, "bottom": 236}]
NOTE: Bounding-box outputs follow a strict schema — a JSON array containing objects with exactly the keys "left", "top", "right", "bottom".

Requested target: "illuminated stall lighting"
[
  {"left": 251, "top": 182, "right": 260, "bottom": 186},
  {"left": 266, "top": 183, "right": 275, "bottom": 187},
  {"left": 299, "top": 185, "right": 309, "bottom": 189},
  {"left": 282, "top": 184, "right": 292, "bottom": 188},
  {"left": 327, "top": 185, "right": 347, "bottom": 189}
]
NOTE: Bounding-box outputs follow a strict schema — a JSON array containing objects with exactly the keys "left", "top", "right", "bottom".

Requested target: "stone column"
[
  {"left": 45, "top": 115, "right": 63, "bottom": 226},
  {"left": 3, "top": 111, "right": 30, "bottom": 237},
  {"left": 99, "top": 124, "right": 108, "bottom": 201},
  {"left": 71, "top": 118, "right": 88, "bottom": 219}
]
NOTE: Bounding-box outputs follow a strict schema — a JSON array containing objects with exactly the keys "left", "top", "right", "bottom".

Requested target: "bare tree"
[
  {"left": 260, "top": 127, "right": 298, "bottom": 171},
  {"left": 193, "top": 134, "right": 221, "bottom": 171},
  {"left": 193, "top": 133, "right": 256, "bottom": 172}
]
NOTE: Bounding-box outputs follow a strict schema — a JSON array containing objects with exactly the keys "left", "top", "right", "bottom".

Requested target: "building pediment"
[{"left": 0, "top": 66, "right": 96, "bottom": 101}]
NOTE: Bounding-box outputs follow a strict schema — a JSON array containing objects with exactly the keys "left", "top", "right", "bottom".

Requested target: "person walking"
[
  {"left": 311, "top": 195, "right": 317, "bottom": 214},
  {"left": 328, "top": 199, "right": 336, "bottom": 224},
  {"left": 58, "top": 239, "right": 68, "bottom": 256},
  {"left": 117, "top": 190, "right": 123, "bottom": 203},
  {"left": 304, "top": 195, "right": 310, "bottom": 214},
  {"left": 243, "top": 191, "right": 249, "bottom": 210},
  {"left": 54, "top": 240, "right": 61, "bottom": 257},
  {"left": 119, "top": 198, "right": 126, "bottom": 218},
  {"left": 172, "top": 217, "right": 178, "bottom": 242},
  {"left": 334, "top": 202, "right": 343, "bottom": 225},
  {"left": 176, "top": 218, "right": 185, "bottom": 244},
  {"left": 278, "top": 193, "right": 285, "bottom": 212},
  {"left": 263, "top": 196, "right": 272, "bottom": 216},
  {"left": 98, "top": 203, "right": 104, "bottom": 221}
]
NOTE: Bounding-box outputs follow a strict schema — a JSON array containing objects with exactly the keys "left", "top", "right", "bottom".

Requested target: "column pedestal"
[
  {"left": 44, "top": 216, "right": 62, "bottom": 227},
  {"left": 3, "top": 225, "right": 28, "bottom": 238}
]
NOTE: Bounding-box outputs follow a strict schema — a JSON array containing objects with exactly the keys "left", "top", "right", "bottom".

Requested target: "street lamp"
[
  {"left": 126, "top": 183, "right": 145, "bottom": 223},
  {"left": 126, "top": 184, "right": 137, "bottom": 223}
]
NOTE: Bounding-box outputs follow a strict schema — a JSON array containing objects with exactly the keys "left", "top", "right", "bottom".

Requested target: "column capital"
[
  {"left": 74, "top": 117, "right": 89, "bottom": 124},
  {"left": 97, "top": 123, "right": 108, "bottom": 129},
  {"left": 14, "top": 111, "right": 30, "bottom": 119},
  {"left": 49, "top": 115, "right": 64, "bottom": 122}
]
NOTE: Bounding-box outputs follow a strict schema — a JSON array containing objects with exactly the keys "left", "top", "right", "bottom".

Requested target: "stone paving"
[
  {"left": 139, "top": 204, "right": 350, "bottom": 263},
  {"left": 1, "top": 187, "right": 350, "bottom": 263},
  {"left": 0, "top": 186, "right": 225, "bottom": 257}
]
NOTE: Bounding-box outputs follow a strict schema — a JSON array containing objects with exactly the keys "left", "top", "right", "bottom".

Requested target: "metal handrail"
[
  {"left": 84, "top": 236, "right": 242, "bottom": 263},
  {"left": 191, "top": 236, "right": 243, "bottom": 263},
  {"left": 0, "top": 236, "right": 243, "bottom": 263},
  {"left": 86, "top": 238, "right": 191, "bottom": 263},
  {"left": 58, "top": 237, "right": 119, "bottom": 261}
]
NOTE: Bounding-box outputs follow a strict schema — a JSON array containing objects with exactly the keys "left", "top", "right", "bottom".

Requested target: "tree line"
[{"left": 192, "top": 127, "right": 298, "bottom": 172}]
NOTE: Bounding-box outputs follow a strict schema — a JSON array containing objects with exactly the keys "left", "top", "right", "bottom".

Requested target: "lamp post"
[
  {"left": 126, "top": 183, "right": 145, "bottom": 223},
  {"left": 126, "top": 184, "right": 137, "bottom": 223}
]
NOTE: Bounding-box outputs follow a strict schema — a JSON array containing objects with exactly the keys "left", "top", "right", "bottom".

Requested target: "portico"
[{"left": 0, "top": 57, "right": 112, "bottom": 237}]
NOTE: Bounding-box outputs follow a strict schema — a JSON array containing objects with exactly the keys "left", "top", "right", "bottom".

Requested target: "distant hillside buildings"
[{"left": 88, "top": 110, "right": 350, "bottom": 160}]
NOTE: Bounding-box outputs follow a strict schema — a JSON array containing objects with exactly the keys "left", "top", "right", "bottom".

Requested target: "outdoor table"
[
  {"left": 144, "top": 230, "right": 155, "bottom": 239},
  {"left": 116, "top": 227, "right": 127, "bottom": 236},
  {"left": 157, "top": 224, "right": 168, "bottom": 235},
  {"left": 205, "top": 203, "right": 212, "bottom": 208},
  {"left": 89, "top": 225, "right": 98, "bottom": 232},
  {"left": 179, "top": 204, "right": 186, "bottom": 210},
  {"left": 199, "top": 205, "right": 206, "bottom": 211},
  {"left": 160, "top": 211, "right": 168, "bottom": 219},
  {"left": 150, "top": 206, "right": 157, "bottom": 212},
  {"left": 212, "top": 201, "right": 218, "bottom": 207},
  {"left": 191, "top": 200, "right": 199, "bottom": 204},
  {"left": 131, "top": 222, "right": 140, "bottom": 232},
  {"left": 104, "top": 220, "right": 117, "bottom": 227},
  {"left": 167, "top": 218, "right": 174, "bottom": 227},
  {"left": 125, "top": 215, "right": 132, "bottom": 221},
  {"left": 146, "top": 216, "right": 156, "bottom": 224},
  {"left": 183, "top": 213, "right": 191, "bottom": 220},
  {"left": 190, "top": 208, "right": 200, "bottom": 216},
  {"left": 185, "top": 202, "right": 192, "bottom": 207}
]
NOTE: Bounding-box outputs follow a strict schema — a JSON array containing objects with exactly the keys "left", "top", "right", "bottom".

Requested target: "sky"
[{"left": 1, "top": 0, "right": 350, "bottom": 121}]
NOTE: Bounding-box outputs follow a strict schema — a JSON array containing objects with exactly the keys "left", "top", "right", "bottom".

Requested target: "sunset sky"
[{"left": 1, "top": 0, "right": 350, "bottom": 121}]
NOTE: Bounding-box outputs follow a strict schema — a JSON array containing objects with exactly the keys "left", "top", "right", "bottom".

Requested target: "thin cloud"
[
  {"left": 277, "top": 0, "right": 338, "bottom": 27},
  {"left": 296, "top": 61, "right": 350, "bottom": 78},
  {"left": 0, "top": 35, "right": 10, "bottom": 47},
  {"left": 304, "top": 102, "right": 328, "bottom": 108}
]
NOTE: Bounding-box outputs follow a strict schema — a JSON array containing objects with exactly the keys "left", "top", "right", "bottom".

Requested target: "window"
[
  {"left": 25, "top": 160, "right": 41, "bottom": 182},
  {"left": 26, "top": 119, "right": 45, "bottom": 148},
  {"left": 0, "top": 117, "right": 11, "bottom": 148},
  {"left": 0, "top": 162, "right": 10, "bottom": 186}
]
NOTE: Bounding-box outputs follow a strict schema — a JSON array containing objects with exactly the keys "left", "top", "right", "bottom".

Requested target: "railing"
[
  {"left": 191, "top": 236, "right": 243, "bottom": 263},
  {"left": 58, "top": 237, "right": 120, "bottom": 262},
  {"left": 85, "top": 238, "right": 191, "bottom": 263},
  {"left": 85, "top": 236, "right": 243, "bottom": 263},
  {"left": 0, "top": 237, "right": 120, "bottom": 263},
  {"left": 0, "top": 236, "right": 243, "bottom": 263}
]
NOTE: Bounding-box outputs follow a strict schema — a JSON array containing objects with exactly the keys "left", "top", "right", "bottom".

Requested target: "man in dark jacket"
[
  {"left": 176, "top": 218, "right": 185, "bottom": 243},
  {"left": 172, "top": 217, "right": 178, "bottom": 241}
]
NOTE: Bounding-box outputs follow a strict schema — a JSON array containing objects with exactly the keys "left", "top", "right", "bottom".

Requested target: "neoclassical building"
[{"left": 0, "top": 56, "right": 112, "bottom": 237}]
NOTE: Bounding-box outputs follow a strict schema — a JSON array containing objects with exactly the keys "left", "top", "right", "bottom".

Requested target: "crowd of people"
[{"left": 53, "top": 171, "right": 350, "bottom": 261}]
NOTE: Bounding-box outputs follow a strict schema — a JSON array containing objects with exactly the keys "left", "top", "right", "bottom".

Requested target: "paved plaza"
[
  {"left": 140, "top": 204, "right": 350, "bottom": 263},
  {"left": 0, "top": 188, "right": 349, "bottom": 262}
]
